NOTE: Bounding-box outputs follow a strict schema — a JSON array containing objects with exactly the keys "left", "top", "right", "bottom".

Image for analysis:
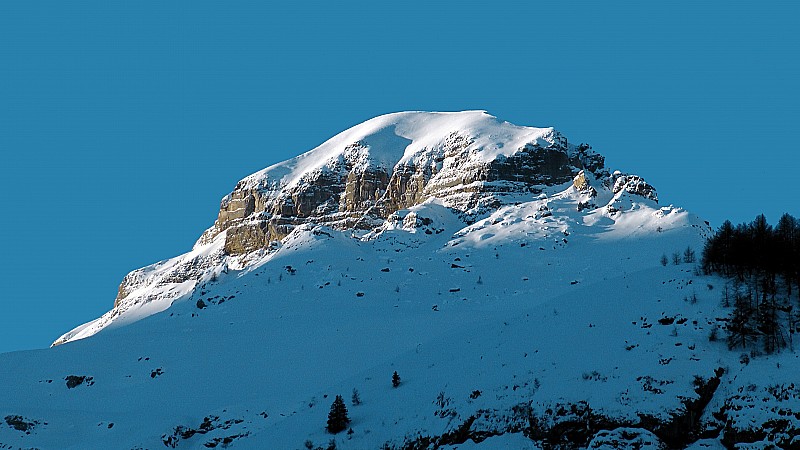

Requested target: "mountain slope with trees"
[
  {"left": 702, "top": 213, "right": 800, "bottom": 354},
  {"left": 1, "top": 113, "right": 799, "bottom": 449}
]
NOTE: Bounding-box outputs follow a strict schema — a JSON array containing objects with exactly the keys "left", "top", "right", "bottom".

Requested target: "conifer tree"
[
  {"left": 751, "top": 214, "right": 772, "bottom": 270},
  {"left": 672, "top": 252, "right": 681, "bottom": 265},
  {"left": 776, "top": 213, "right": 798, "bottom": 296},
  {"left": 758, "top": 294, "right": 783, "bottom": 354},
  {"left": 727, "top": 293, "right": 758, "bottom": 350},
  {"left": 392, "top": 371, "right": 401, "bottom": 388},
  {"left": 683, "top": 246, "right": 696, "bottom": 264},
  {"left": 326, "top": 395, "right": 350, "bottom": 434}
]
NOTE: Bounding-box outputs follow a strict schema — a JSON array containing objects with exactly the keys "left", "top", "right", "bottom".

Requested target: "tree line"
[
  {"left": 701, "top": 213, "right": 800, "bottom": 354},
  {"left": 702, "top": 213, "right": 800, "bottom": 293}
]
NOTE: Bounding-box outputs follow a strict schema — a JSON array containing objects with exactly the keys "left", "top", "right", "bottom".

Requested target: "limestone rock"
[{"left": 207, "top": 126, "right": 610, "bottom": 256}]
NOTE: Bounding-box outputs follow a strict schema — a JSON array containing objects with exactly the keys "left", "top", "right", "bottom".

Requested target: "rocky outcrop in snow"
[{"left": 199, "top": 113, "right": 611, "bottom": 257}]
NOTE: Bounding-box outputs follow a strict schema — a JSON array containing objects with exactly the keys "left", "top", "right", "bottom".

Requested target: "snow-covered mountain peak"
[
  {"left": 52, "top": 111, "right": 669, "bottom": 349},
  {"left": 237, "top": 110, "right": 561, "bottom": 192}
]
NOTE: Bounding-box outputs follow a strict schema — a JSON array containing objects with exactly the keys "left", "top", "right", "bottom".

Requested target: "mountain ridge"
[{"left": 54, "top": 111, "right": 637, "bottom": 347}]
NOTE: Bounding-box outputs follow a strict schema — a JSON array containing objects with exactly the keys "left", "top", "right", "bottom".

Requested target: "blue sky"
[{"left": 1, "top": 1, "right": 798, "bottom": 354}]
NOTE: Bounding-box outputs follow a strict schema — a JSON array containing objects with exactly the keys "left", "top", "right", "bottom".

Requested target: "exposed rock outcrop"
[
  {"left": 611, "top": 173, "right": 658, "bottom": 203},
  {"left": 4, "top": 415, "right": 42, "bottom": 434},
  {"left": 202, "top": 128, "right": 610, "bottom": 257}
]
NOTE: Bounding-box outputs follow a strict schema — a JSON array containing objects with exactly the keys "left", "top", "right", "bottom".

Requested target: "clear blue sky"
[{"left": 1, "top": 1, "right": 798, "bottom": 354}]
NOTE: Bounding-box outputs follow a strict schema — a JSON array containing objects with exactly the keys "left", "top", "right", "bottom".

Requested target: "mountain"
[
  {"left": 51, "top": 111, "right": 633, "bottom": 346},
  {"left": 1, "top": 111, "right": 796, "bottom": 449}
]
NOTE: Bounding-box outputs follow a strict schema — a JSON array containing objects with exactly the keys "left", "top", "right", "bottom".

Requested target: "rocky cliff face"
[
  {"left": 199, "top": 124, "right": 610, "bottom": 257},
  {"left": 54, "top": 111, "right": 659, "bottom": 347}
]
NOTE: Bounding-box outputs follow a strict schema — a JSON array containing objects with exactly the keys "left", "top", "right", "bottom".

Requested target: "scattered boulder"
[
  {"left": 162, "top": 415, "right": 244, "bottom": 448},
  {"left": 65, "top": 375, "right": 94, "bottom": 389},
  {"left": 4, "top": 415, "right": 41, "bottom": 434}
]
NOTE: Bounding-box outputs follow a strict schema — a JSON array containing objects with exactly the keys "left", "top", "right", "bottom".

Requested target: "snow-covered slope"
[{"left": 2, "top": 112, "right": 795, "bottom": 449}]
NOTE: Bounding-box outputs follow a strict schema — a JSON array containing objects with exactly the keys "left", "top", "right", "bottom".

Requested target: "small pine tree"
[
  {"left": 672, "top": 252, "right": 682, "bottom": 265},
  {"left": 721, "top": 284, "right": 731, "bottom": 308},
  {"left": 683, "top": 246, "right": 696, "bottom": 264},
  {"left": 727, "top": 294, "right": 758, "bottom": 350},
  {"left": 326, "top": 395, "right": 350, "bottom": 434},
  {"left": 709, "top": 327, "right": 719, "bottom": 342},
  {"left": 351, "top": 388, "right": 361, "bottom": 406},
  {"left": 392, "top": 371, "right": 401, "bottom": 388},
  {"left": 660, "top": 254, "right": 668, "bottom": 267},
  {"left": 757, "top": 295, "right": 785, "bottom": 354}
]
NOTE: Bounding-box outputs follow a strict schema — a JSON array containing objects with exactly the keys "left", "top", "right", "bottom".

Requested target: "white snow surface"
[
  {"left": 2, "top": 112, "right": 792, "bottom": 449},
  {"left": 239, "top": 111, "right": 559, "bottom": 190},
  {"left": 1, "top": 188, "right": 733, "bottom": 449}
]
